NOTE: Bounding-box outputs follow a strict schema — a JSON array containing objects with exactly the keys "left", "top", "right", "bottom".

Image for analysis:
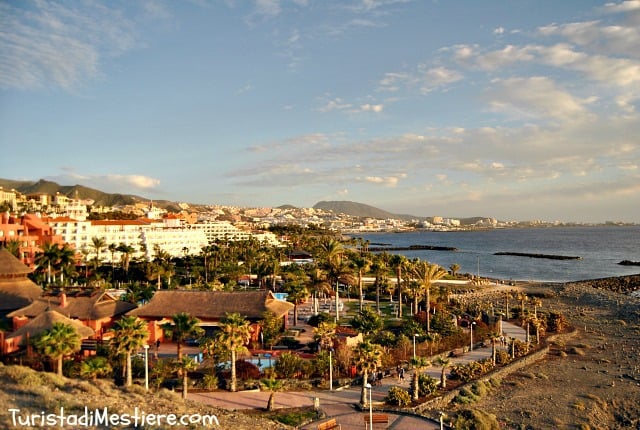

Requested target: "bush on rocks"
[{"left": 385, "top": 386, "right": 412, "bottom": 406}]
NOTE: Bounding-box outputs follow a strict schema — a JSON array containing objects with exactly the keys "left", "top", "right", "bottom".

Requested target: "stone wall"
[{"left": 413, "top": 328, "right": 578, "bottom": 413}]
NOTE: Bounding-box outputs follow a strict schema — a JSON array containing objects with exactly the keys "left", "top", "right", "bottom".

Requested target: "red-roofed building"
[{"left": 0, "top": 212, "right": 64, "bottom": 267}]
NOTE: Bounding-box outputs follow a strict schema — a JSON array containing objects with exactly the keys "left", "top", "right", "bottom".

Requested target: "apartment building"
[{"left": 0, "top": 213, "right": 64, "bottom": 266}]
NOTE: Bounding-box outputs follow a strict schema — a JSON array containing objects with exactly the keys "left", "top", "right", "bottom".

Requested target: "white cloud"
[
  {"left": 494, "top": 26, "right": 505, "bottom": 34},
  {"left": 419, "top": 66, "right": 463, "bottom": 93},
  {"left": 255, "top": 0, "right": 282, "bottom": 17},
  {"left": 378, "top": 72, "right": 411, "bottom": 92},
  {"left": 106, "top": 175, "right": 161, "bottom": 189},
  {"left": 378, "top": 65, "right": 462, "bottom": 94},
  {"left": 360, "top": 103, "right": 384, "bottom": 112},
  {"left": 603, "top": 0, "right": 640, "bottom": 14},
  {"left": 316, "top": 97, "right": 353, "bottom": 112},
  {"left": 47, "top": 171, "right": 161, "bottom": 193},
  {"left": 363, "top": 175, "right": 402, "bottom": 187},
  {"left": 0, "top": 1, "right": 138, "bottom": 90},
  {"left": 475, "top": 44, "right": 535, "bottom": 70},
  {"left": 487, "top": 76, "right": 591, "bottom": 123}
]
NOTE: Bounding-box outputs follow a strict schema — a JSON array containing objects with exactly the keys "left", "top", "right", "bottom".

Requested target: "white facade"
[
  {"left": 48, "top": 218, "right": 280, "bottom": 262},
  {"left": 141, "top": 226, "right": 208, "bottom": 260},
  {"left": 0, "top": 188, "right": 18, "bottom": 211},
  {"left": 191, "top": 221, "right": 253, "bottom": 242}
]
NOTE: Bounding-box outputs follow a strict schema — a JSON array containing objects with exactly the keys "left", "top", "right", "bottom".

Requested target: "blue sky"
[{"left": 1, "top": 0, "right": 639, "bottom": 223}]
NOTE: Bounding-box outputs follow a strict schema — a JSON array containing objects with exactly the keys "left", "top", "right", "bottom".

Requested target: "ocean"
[{"left": 353, "top": 226, "right": 640, "bottom": 282}]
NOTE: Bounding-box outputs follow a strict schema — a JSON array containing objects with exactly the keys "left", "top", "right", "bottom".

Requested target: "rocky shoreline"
[{"left": 572, "top": 273, "right": 640, "bottom": 295}]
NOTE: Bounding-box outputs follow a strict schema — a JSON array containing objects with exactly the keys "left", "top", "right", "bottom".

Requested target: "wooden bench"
[
  {"left": 364, "top": 414, "right": 389, "bottom": 429},
  {"left": 317, "top": 418, "right": 341, "bottom": 430}
]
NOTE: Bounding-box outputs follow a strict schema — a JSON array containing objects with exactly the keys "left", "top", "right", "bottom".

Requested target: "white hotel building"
[{"left": 48, "top": 218, "right": 281, "bottom": 263}]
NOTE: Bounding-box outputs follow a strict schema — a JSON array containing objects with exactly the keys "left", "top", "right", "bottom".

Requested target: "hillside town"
[{"left": 0, "top": 186, "right": 507, "bottom": 266}]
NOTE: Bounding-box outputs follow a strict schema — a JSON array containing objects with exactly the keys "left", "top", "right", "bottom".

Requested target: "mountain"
[
  {"left": 313, "top": 200, "right": 422, "bottom": 221},
  {"left": 0, "top": 178, "right": 181, "bottom": 211}
]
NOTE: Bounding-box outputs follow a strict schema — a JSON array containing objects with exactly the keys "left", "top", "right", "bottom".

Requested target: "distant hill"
[
  {"left": 313, "top": 201, "right": 495, "bottom": 224},
  {"left": 313, "top": 200, "right": 421, "bottom": 221},
  {"left": 0, "top": 178, "right": 181, "bottom": 211}
]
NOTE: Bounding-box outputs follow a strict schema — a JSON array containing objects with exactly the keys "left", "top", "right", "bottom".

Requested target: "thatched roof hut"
[
  {"left": 0, "top": 248, "right": 42, "bottom": 312},
  {"left": 7, "top": 310, "right": 95, "bottom": 345},
  {"left": 128, "top": 290, "right": 293, "bottom": 323},
  {"left": 7, "top": 290, "right": 136, "bottom": 321}
]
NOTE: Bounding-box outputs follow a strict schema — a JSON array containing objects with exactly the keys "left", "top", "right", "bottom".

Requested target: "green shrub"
[
  {"left": 275, "top": 352, "right": 302, "bottom": 379},
  {"left": 418, "top": 374, "right": 439, "bottom": 397},
  {"left": 202, "top": 373, "right": 219, "bottom": 389},
  {"left": 495, "top": 350, "right": 511, "bottom": 365},
  {"left": 385, "top": 386, "right": 412, "bottom": 406},
  {"left": 453, "top": 408, "right": 500, "bottom": 429},
  {"left": 471, "top": 381, "right": 488, "bottom": 397}
]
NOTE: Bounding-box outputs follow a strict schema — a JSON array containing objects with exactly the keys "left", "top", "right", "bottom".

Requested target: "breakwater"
[
  {"left": 618, "top": 260, "right": 640, "bottom": 266},
  {"left": 494, "top": 251, "right": 581, "bottom": 260},
  {"left": 367, "top": 244, "right": 457, "bottom": 252}
]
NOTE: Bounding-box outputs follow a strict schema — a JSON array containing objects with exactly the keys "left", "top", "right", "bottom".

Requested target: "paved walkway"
[{"left": 188, "top": 319, "right": 527, "bottom": 429}]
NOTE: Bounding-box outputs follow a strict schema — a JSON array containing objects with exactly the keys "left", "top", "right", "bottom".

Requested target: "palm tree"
[
  {"left": 316, "top": 237, "right": 347, "bottom": 318},
  {"left": 306, "top": 266, "right": 331, "bottom": 314},
  {"left": 370, "top": 256, "right": 389, "bottom": 313},
  {"left": 261, "top": 376, "right": 284, "bottom": 411},
  {"left": 4, "top": 238, "right": 21, "bottom": 258},
  {"left": 530, "top": 297, "right": 542, "bottom": 319},
  {"left": 424, "top": 332, "right": 440, "bottom": 355},
  {"left": 449, "top": 263, "right": 460, "bottom": 277},
  {"left": 80, "top": 356, "right": 112, "bottom": 381},
  {"left": 410, "top": 357, "right": 430, "bottom": 401},
  {"left": 504, "top": 290, "right": 513, "bottom": 320},
  {"left": 436, "top": 356, "right": 450, "bottom": 388},
  {"left": 216, "top": 312, "right": 252, "bottom": 392},
  {"left": 56, "top": 243, "right": 75, "bottom": 286},
  {"left": 108, "top": 243, "right": 118, "bottom": 280},
  {"left": 117, "top": 243, "right": 136, "bottom": 279},
  {"left": 517, "top": 292, "right": 528, "bottom": 323},
  {"left": 282, "top": 265, "right": 309, "bottom": 325},
  {"left": 352, "top": 255, "right": 371, "bottom": 311},
  {"left": 110, "top": 316, "right": 149, "bottom": 387},
  {"left": 35, "top": 242, "right": 61, "bottom": 285},
  {"left": 32, "top": 322, "right": 81, "bottom": 377},
  {"left": 389, "top": 254, "right": 408, "bottom": 318},
  {"left": 91, "top": 236, "right": 107, "bottom": 270},
  {"left": 489, "top": 332, "right": 502, "bottom": 365},
  {"left": 353, "top": 340, "right": 383, "bottom": 405},
  {"left": 313, "top": 321, "right": 337, "bottom": 352},
  {"left": 411, "top": 260, "right": 447, "bottom": 332},
  {"left": 161, "top": 312, "right": 204, "bottom": 360},
  {"left": 175, "top": 356, "right": 199, "bottom": 399}
]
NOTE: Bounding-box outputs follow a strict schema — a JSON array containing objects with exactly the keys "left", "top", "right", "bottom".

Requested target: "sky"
[{"left": 1, "top": 0, "right": 639, "bottom": 223}]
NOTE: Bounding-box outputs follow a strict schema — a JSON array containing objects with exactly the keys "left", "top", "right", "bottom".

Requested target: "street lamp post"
[
  {"left": 143, "top": 344, "right": 149, "bottom": 391},
  {"left": 470, "top": 321, "right": 476, "bottom": 351},
  {"left": 413, "top": 334, "right": 418, "bottom": 360},
  {"left": 329, "top": 348, "right": 333, "bottom": 391},
  {"left": 365, "top": 383, "right": 373, "bottom": 430}
]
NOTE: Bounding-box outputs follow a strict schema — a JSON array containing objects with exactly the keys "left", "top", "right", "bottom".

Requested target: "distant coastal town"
[{"left": 0, "top": 184, "right": 636, "bottom": 266}]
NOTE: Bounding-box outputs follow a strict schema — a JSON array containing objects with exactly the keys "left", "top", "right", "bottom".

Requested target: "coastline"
[{"left": 356, "top": 226, "right": 640, "bottom": 283}]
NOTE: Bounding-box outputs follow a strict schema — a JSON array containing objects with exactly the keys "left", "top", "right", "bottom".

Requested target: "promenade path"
[{"left": 189, "top": 317, "right": 527, "bottom": 430}]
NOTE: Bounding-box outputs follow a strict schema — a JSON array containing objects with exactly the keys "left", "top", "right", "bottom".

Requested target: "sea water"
[{"left": 355, "top": 226, "right": 640, "bottom": 282}]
